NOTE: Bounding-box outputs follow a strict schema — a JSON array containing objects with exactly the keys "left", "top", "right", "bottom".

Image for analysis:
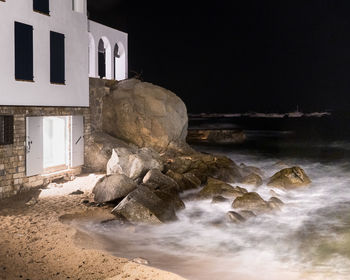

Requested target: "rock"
[
  {"left": 142, "top": 169, "right": 179, "bottom": 191},
  {"left": 69, "top": 190, "right": 84, "bottom": 195},
  {"left": 267, "top": 166, "right": 311, "bottom": 189},
  {"left": 107, "top": 147, "right": 163, "bottom": 182},
  {"left": 227, "top": 211, "right": 246, "bottom": 223},
  {"left": 240, "top": 173, "right": 263, "bottom": 187},
  {"left": 186, "top": 129, "right": 246, "bottom": 144},
  {"left": 163, "top": 152, "right": 242, "bottom": 184},
  {"left": 239, "top": 163, "right": 263, "bottom": 177},
  {"left": 232, "top": 192, "right": 270, "bottom": 213},
  {"left": 197, "top": 177, "right": 245, "bottom": 199},
  {"left": 267, "top": 197, "right": 284, "bottom": 210},
  {"left": 25, "top": 197, "right": 38, "bottom": 206},
  {"left": 211, "top": 196, "right": 229, "bottom": 204},
  {"left": 239, "top": 210, "right": 256, "bottom": 219},
  {"left": 142, "top": 169, "right": 186, "bottom": 211},
  {"left": 132, "top": 257, "right": 149, "bottom": 265},
  {"left": 93, "top": 174, "right": 138, "bottom": 203},
  {"left": 165, "top": 170, "right": 201, "bottom": 192},
  {"left": 102, "top": 79, "right": 189, "bottom": 153},
  {"left": 111, "top": 185, "right": 177, "bottom": 224},
  {"left": 182, "top": 172, "right": 201, "bottom": 190},
  {"left": 85, "top": 132, "right": 136, "bottom": 172}
]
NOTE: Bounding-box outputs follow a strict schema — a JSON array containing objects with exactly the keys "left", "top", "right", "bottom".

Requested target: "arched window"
[
  {"left": 114, "top": 42, "right": 126, "bottom": 81},
  {"left": 98, "top": 39, "right": 106, "bottom": 79},
  {"left": 98, "top": 37, "right": 112, "bottom": 79}
]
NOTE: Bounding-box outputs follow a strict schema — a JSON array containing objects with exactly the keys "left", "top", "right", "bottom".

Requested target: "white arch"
[
  {"left": 88, "top": 33, "right": 96, "bottom": 77},
  {"left": 114, "top": 42, "right": 126, "bottom": 80}
]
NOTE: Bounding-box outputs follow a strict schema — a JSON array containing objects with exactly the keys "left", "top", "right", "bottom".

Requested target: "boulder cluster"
[{"left": 87, "top": 79, "right": 312, "bottom": 225}]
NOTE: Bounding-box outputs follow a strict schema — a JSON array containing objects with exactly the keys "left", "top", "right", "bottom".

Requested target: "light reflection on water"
[{"left": 76, "top": 139, "right": 350, "bottom": 280}]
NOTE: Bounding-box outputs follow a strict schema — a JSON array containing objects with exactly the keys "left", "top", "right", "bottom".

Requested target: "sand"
[{"left": 0, "top": 174, "right": 186, "bottom": 280}]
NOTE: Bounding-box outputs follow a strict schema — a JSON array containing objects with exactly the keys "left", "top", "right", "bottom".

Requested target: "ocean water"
[{"left": 75, "top": 116, "right": 350, "bottom": 280}]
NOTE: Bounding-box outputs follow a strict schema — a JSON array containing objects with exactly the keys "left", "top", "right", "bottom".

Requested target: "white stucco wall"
[
  {"left": 0, "top": 0, "right": 89, "bottom": 107},
  {"left": 88, "top": 20, "right": 128, "bottom": 80}
]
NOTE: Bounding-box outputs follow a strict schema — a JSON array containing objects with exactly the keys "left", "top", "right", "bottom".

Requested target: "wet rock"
[
  {"left": 232, "top": 192, "right": 270, "bottom": 213},
  {"left": 211, "top": 196, "right": 229, "bottom": 204},
  {"left": 25, "top": 197, "right": 38, "bottom": 206},
  {"left": 187, "top": 129, "right": 246, "bottom": 144},
  {"left": 107, "top": 147, "right": 163, "bottom": 182},
  {"left": 238, "top": 210, "right": 256, "bottom": 219},
  {"left": 197, "top": 178, "right": 245, "bottom": 199},
  {"left": 239, "top": 163, "right": 263, "bottom": 177},
  {"left": 227, "top": 211, "right": 246, "bottom": 223},
  {"left": 267, "top": 197, "right": 284, "bottom": 210},
  {"left": 93, "top": 174, "right": 138, "bottom": 203},
  {"left": 267, "top": 166, "right": 311, "bottom": 189},
  {"left": 163, "top": 152, "right": 242, "bottom": 184},
  {"left": 165, "top": 170, "right": 201, "bottom": 191},
  {"left": 111, "top": 185, "right": 177, "bottom": 224},
  {"left": 240, "top": 173, "right": 263, "bottom": 187}
]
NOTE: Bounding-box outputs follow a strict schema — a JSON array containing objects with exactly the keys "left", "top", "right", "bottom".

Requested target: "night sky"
[{"left": 88, "top": 0, "right": 350, "bottom": 114}]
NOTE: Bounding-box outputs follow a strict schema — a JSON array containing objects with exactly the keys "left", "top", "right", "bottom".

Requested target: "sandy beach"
[{"left": 0, "top": 174, "right": 186, "bottom": 280}]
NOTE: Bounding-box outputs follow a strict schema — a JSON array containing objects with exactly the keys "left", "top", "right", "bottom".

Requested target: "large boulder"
[
  {"left": 102, "top": 79, "right": 188, "bottom": 153},
  {"left": 165, "top": 170, "right": 201, "bottom": 191},
  {"left": 232, "top": 192, "right": 270, "bottom": 213},
  {"left": 111, "top": 185, "right": 177, "bottom": 224},
  {"left": 92, "top": 174, "right": 138, "bottom": 203},
  {"left": 267, "top": 166, "right": 311, "bottom": 189},
  {"left": 107, "top": 147, "right": 163, "bottom": 182},
  {"left": 85, "top": 132, "right": 136, "bottom": 172},
  {"left": 197, "top": 177, "right": 246, "bottom": 199}
]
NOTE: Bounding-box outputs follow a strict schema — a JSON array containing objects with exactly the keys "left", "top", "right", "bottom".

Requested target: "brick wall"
[{"left": 0, "top": 106, "right": 90, "bottom": 198}]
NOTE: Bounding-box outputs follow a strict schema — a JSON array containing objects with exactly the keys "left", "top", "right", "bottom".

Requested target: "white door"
[
  {"left": 26, "top": 117, "right": 44, "bottom": 176},
  {"left": 71, "top": 115, "right": 84, "bottom": 167}
]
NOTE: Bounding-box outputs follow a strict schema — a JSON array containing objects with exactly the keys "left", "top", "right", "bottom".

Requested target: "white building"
[{"left": 0, "top": 0, "right": 128, "bottom": 198}]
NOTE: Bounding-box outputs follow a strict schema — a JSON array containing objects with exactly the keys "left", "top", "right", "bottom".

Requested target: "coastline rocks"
[
  {"left": 226, "top": 211, "right": 246, "bottom": 223},
  {"left": 165, "top": 170, "right": 201, "bottom": 191},
  {"left": 267, "top": 197, "right": 284, "bottom": 210},
  {"left": 92, "top": 174, "right": 138, "bottom": 203},
  {"left": 107, "top": 147, "right": 163, "bottom": 182},
  {"left": 197, "top": 177, "right": 246, "bottom": 199},
  {"left": 111, "top": 185, "right": 177, "bottom": 224},
  {"left": 102, "top": 79, "right": 188, "bottom": 153},
  {"left": 240, "top": 173, "right": 263, "bottom": 187},
  {"left": 164, "top": 152, "right": 242, "bottom": 184},
  {"left": 85, "top": 132, "right": 136, "bottom": 172},
  {"left": 186, "top": 129, "right": 246, "bottom": 144},
  {"left": 232, "top": 192, "right": 270, "bottom": 213},
  {"left": 267, "top": 166, "right": 311, "bottom": 189},
  {"left": 211, "top": 196, "right": 229, "bottom": 204},
  {"left": 238, "top": 210, "right": 256, "bottom": 219}
]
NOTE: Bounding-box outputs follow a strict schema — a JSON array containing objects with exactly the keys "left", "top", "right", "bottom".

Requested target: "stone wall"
[
  {"left": 0, "top": 106, "right": 90, "bottom": 199},
  {"left": 89, "top": 78, "right": 117, "bottom": 134}
]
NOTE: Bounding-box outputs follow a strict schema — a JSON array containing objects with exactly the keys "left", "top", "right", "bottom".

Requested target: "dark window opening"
[
  {"left": 15, "top": 22, "right": 33, "bottom": 81},
  {"left": 33, "top": 0, "right": 50, "bottom": 15},
  {"left": 0, "top": 116, "right": 14, "bottom": 145},
  {"left": 50, "top": 31, "right": 65, "bottom": 84},
  {"left": 98, "top": 39, "right": 106, "bottom": 79}
]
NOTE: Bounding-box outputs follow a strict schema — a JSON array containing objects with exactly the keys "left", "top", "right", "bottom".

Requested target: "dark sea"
[{"left": 76, "top": 112, "right": 350, "bottom": 280}]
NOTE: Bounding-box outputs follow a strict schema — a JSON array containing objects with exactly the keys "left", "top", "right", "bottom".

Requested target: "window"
[
  {"left": 15, "top": 22, "right": 34, "bottom": 81},
  {"left": 33, "top": 0, "right": 49, "bottom": 15},
  {"left": 50, "top": 31, "right": 65, "bottom": 84},
  {"left": 0, "top": 116, "right": 14, "bottom": 145},
  {"left": 98, "top": 39, "right": 106, "bottom": 78}
]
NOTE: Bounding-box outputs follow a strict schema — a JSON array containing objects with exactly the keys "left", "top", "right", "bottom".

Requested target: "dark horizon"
[{"left": 88, "top": 0, "right": 350, "bottom": 114}]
